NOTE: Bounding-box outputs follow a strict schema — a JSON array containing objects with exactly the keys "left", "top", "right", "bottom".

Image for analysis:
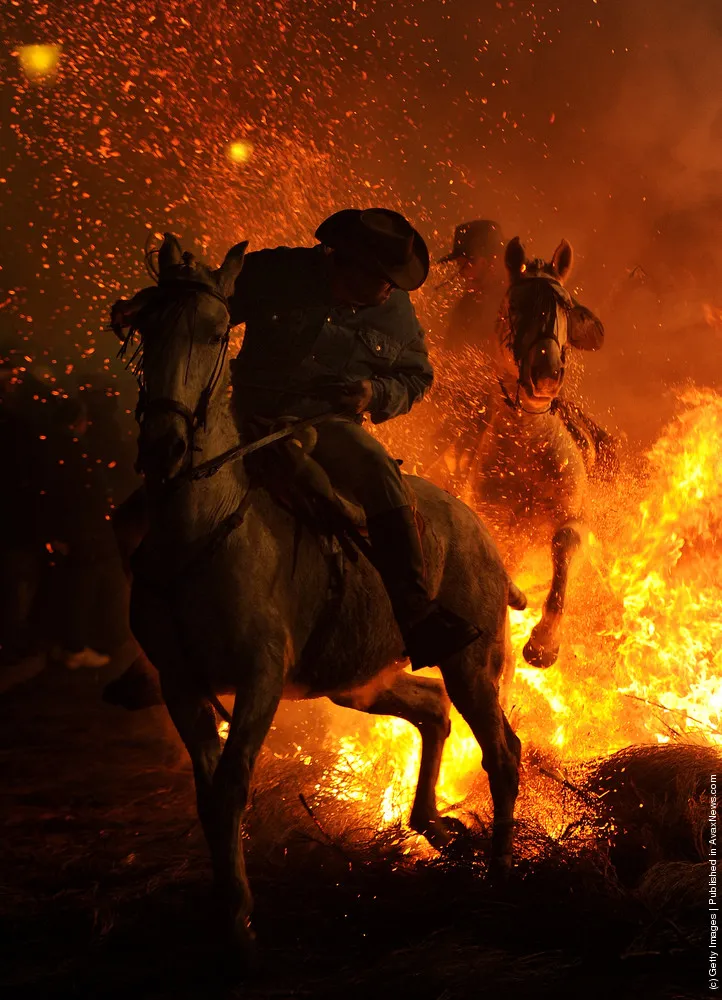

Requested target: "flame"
[
  {"left": 703, "top": 303, "right": 722, "bottom": 332},
  {"left": 218, "top": 389, "right": 722, "bottom": 836}
]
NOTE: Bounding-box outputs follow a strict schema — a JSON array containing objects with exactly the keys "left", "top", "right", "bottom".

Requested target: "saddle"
[{"left": 241, "top": 416, "right": 421, "bottom": 572}]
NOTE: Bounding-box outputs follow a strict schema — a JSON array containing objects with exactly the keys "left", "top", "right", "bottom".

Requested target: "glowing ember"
[
  {"left": 17, "top": 44, "right": 62, "bottom": 83},
  {"left": 227, "top": 140, "right": 254, "bottom": 165}
]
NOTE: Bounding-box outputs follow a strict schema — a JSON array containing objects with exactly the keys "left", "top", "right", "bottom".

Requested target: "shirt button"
[{"left": 271, "top": 314, "right": 278, "bottom": 321}]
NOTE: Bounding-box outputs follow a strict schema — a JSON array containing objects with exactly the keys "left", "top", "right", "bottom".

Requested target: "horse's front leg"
[
  {"left": 441, "top": 636, "right": 520, "bottom": 877},
  {"left": 523, "top": 520, "right": 582, "bottom": 668},
  {"left": 160, "top": 672, "right": 222, "bottom": 852},
  {"left": 208, "top": 654, "right": 283, "bottom": 964},
  {"left": 129, "top": 582, "right": 223, "bottom": 828},
  {"left": 332, "top": 670, "right": 453, "bottom": 848}
]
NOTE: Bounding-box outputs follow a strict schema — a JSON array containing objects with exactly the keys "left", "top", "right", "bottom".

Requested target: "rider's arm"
[
  {"left": 227, "top": 249, "right": 284, "bottom": 325},
  {"left": 367, "top": 306, "right": 434, "bottom": 424}
]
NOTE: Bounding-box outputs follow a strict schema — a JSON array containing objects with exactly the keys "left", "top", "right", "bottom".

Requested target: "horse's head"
[
  {"left": 495, "top": 237, "right": 602, "bottom": 414},
  {"left": 112, "top": 233, "right": 247, "bottom": 485}
]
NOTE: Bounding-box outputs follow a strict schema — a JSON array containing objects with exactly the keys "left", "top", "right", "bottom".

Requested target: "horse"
[
  {"left": 428, "top": 237, "right": 605, "bottom": 668},
  {"left": 111, "top": 233, "right": 525, "bottom": 965}
]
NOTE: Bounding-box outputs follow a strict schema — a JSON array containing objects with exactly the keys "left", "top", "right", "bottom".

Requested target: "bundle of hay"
[{"left": 581, "top": 742, "right": 718, "bottom": 883}]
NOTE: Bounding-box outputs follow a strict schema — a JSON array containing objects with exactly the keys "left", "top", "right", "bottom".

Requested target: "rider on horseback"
[{"left": 227, "top": 208, "right": 481, "bottom": 669}]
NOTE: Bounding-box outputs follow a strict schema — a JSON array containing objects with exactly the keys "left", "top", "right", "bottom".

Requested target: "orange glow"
[
  {"left": 217, "top": 390, "right": 722, "bottom": 837},
  {"left": 227, "top": 140, "right": 253, "bottom": 165},
  {"left": 17, "top": 45, "right": 62, "bottom": 83},
  {"left": 703, "top": 303, "right": 722, "bottom": 332}
]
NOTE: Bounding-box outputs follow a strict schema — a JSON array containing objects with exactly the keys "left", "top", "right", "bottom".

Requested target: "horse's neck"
[
  {"left": 195, "top": 373, "right": 241, "bottom": 475},
  {"left": 153, "top": 371, "right": 247, "bottom": 543}
]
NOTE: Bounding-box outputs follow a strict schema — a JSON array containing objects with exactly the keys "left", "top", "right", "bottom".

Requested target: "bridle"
[
  {"left": 119, "top": 279, "right": 334, "bottom": 486},
  {"left": 499, "top": 273, "right": 570, "bottom": 416},
  {"left": 127, "top": 280, "right": 232, "bottom": 476}
]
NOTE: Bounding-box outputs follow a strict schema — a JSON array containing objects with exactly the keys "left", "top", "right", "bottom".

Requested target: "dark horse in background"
[
  {"left": 109, "top": 234, "right": 526, "bottom": 967},
  {"left": 426, "top": 237, "right": 612, "bottom": 668}
]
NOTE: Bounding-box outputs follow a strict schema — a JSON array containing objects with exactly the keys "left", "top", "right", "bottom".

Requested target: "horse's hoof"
[
  {"left": 522, "top": 637, "right": 559, "bottom": 669},
  {"left": 221, "top": 917, "right": 259, "bottom": 982},
  {"left": 411, "top": 812, "right": 467, "bottom": 850}
]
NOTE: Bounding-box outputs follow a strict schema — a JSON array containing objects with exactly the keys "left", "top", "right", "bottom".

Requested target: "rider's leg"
[
  {"left": 310, "top": 416, "right": 408, "bottom": 514},
  {"left": 312, "top": 418, "right": 481, "bottom": 669}
]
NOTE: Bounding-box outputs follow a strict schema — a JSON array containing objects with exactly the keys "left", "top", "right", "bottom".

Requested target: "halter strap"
[
  {"left": 128, "top": 280, "right": 232, "bottom": 476},
  {"left": 502, "top": 274, "right": 570, "bottom": 414}
]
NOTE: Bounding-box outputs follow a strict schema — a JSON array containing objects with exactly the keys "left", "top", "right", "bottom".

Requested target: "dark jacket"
[{"left": 228, "top": 245, "right": 433, "bottom": 423}]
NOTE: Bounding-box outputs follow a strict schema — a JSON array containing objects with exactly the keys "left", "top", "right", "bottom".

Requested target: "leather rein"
[{"left": 131, "top": 280, "right": 231, "bottom": 468}]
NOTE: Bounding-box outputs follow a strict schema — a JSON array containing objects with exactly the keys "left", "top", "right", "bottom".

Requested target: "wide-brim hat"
[
  {"left": 439, "top": 219, "right": 505, "bottom": 263},
  {"left": 315, "top": 208, "right": 430, "bottom": 291}
]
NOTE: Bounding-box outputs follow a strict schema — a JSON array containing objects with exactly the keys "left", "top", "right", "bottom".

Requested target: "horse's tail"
[{"left": 507, "top": 579, "right": 527, "bottom": 611}]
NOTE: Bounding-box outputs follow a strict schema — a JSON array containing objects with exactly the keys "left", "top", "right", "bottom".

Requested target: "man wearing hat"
[
  {"left": 438, "top": 219, "right": 507, "bottom": 353},
  {"left": 227, "top": 207, "right": 481, "bottom": 669}
]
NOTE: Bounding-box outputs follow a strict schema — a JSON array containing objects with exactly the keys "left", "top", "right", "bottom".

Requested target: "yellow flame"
[{"left": 219, "top": 390, "right": 722, "bottom": 835}]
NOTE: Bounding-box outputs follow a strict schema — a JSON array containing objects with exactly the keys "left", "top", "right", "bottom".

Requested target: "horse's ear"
[
  {"left": 158, "top": 232, "right": 183, "bottom": 272},
  {"left": 215, "top": 240, "right": 248, "bottom": 297},
  {"left": 504, "top": 237, "right": 526, "bottom": 279},
  {"left": 551, "top": 239, "right": 573, "bottom": 281},
  {"left": 110, "top": 287, "right": 156, "bottom": 340}
]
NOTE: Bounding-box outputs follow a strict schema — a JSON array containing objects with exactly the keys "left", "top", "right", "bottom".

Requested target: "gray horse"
[
  {"left": 430, "top": 237, "right": 605, "bottom": 668},
  {"left": 112, "top": 234, "right": 525, "bottom": 963}
]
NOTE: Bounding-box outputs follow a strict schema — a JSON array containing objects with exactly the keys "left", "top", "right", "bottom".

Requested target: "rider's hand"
[{"left": 331, "top": 379, "right": 374, "bottom": 415}]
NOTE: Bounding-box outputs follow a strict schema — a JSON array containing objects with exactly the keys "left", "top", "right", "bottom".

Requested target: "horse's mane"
[{"left": 116, "top": 285, "right": 203, "bottom": 384}]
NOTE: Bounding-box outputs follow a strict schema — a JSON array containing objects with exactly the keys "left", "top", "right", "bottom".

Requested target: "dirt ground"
[{"left": 0, "top": 662, "right": 705, "bottom": 1000}]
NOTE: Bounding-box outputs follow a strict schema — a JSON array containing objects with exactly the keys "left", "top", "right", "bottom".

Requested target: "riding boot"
[{"left": 365, "top": 506, "right": 482, "bottom": 670}]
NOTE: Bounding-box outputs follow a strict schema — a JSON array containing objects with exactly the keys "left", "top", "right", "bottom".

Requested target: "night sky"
[{"left": 3, "top": 0, "right": 722, "bottom": 441}]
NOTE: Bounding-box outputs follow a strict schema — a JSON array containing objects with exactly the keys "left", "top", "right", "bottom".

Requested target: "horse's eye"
[{"left": 210, "top": 333, "right": 225, "bottom": 345}]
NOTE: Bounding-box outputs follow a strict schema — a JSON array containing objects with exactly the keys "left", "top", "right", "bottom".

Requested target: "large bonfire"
[{"left": 247, "top": 388, "right": 722, "bottom": 836}]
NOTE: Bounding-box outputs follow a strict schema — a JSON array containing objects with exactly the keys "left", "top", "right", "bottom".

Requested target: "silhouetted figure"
[{"left": 437, "top": 220, "right": 507, "bottom": 353}]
